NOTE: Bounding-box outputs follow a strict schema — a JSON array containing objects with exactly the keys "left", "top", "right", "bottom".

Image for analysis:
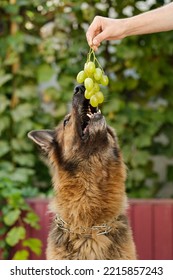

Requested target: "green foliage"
[
  {"left": 4, "top": 209, "right": 21, "bottom": 226},
  {"left": 6, "top": 226, "right": 26, "bottom": 247},
  {"left": 23, "top": 238, "right": 42, "bottom": 256},
  {"left": 0, "top": 0, "right": 173, "bottom": 258},
  {"left": 13, "top": 250, "right": 29, "bottom": 260},
  {"left": 0, "top": 178, "right": 42, "bottom": 259}
]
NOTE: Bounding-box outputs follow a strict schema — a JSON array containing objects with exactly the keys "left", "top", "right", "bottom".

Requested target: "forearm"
[{"left": 124, "top": 2, "right": 173, "bottom": 37}]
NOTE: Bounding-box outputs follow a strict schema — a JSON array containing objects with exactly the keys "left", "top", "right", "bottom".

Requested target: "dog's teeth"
[{"left": 87, "top": 113, "right": 91, "bottom": 118}]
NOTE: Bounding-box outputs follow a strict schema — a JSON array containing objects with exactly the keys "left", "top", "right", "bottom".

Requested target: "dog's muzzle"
[
  {"left": 73, "top": 84, "right": 106, "bottom": 140},
  {"left": 74, "top": 85, "right": 85, "bottom": 95}
]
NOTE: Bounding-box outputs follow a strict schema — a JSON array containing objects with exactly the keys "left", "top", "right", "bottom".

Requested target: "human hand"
[{"left": 86, "top": 16, "right": 127, "bottom": 51}]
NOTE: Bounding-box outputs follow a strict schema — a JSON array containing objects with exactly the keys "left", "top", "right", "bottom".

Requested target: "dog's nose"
[{"left": 74, "top": 85, "right": 85, "bottom": 95}]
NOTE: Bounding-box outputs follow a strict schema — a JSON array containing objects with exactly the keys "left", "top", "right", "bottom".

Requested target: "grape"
[
  {"left": 101, "top": 75, "right": 109, "bottom": 86},
  {"left": 84, "top": 89, "right": 94, "bottom": 99},
  {"left": 84, "top": 61, "right": 95, "bottom": 75},
  {"left": 84, "top": 77, "right": 94, "bottom": 91},
  {"left": 93, "top": 82, "right": 100, "bottom": 92},
  {"left": 94, "top": 68, "right": 102, "bottom": 81},
  {"left": 90, "top": 95, "right": 99, "bottom": 107},
  {"left": 76, "top": 48, "right": 109, "bottom": 106},
  {"left": 95, "top": 91, "right": 104, "bottom": 104},
  {"left": 76, "top": 70, "right": 86, "bottom": 84}
]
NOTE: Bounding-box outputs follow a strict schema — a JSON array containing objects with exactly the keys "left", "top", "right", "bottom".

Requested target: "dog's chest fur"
[{"left": 46, "top": 151, "right": 136, "bottom": 260}]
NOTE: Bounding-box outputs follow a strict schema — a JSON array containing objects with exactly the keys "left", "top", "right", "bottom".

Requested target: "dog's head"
[{"left": 28, "top": 85, "right": 123, "bottom": 176}]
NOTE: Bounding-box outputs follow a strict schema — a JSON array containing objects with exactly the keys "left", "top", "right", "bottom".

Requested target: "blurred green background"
[
  {"left": 1, "top": 0, "right": 173, "bottom": 260},
  {"left": 0, "top": 0, "right": 173, "bottom": 200}
]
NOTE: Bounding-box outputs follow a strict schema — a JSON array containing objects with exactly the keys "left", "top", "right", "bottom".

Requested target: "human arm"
[{"left": 86, "top": 2, "right": 173, "bottom": 50}]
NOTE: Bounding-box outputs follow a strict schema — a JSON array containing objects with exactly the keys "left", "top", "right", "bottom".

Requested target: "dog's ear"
[{"left": 28, "top": 130, "right": 54, "bottom": 152}]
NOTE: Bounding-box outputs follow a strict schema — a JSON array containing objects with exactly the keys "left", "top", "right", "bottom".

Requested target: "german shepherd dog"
[{"left": 28, "top": 85, "right": 136, "bottom": 260}]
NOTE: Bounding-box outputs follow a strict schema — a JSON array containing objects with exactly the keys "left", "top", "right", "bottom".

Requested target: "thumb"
[{"left": 93, "top": 30, "right": 107, "bottom": 46}]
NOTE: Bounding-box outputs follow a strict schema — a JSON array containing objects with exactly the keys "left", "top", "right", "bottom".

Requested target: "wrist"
[
  {"left": 123, "top": 16, "right": 144, "bottom": 37},
  {"left": 122, "top": 18, "right": 130, "bottom": 38}
]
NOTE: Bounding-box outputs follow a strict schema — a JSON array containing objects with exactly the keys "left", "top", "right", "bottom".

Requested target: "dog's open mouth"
[
  {"left": 73, "top": 85, "right": 104, "bottom": 140},
  {"left": 81, "top": 99, "right": 98, "bottom": 136}
]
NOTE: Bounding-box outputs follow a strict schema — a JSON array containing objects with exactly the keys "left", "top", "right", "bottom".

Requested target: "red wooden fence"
[
  {"left": 129, "top": 200, "right": 173, "bottom": 260},
  {"left": 8, "top": 199, "right": 173, "bottom": 260}
]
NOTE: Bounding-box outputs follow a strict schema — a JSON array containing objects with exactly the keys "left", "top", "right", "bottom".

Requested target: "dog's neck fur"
[{"left": 50, "top": 158, "right": 127, "bottom": 229}]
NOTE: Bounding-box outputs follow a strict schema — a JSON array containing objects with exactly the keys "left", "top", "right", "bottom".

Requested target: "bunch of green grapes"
[{"left": 76, "top": 48, "right": 109, "bottom": 107}]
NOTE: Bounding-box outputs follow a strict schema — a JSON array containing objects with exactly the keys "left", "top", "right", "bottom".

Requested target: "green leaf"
[
  {"left": 131, "top": 150, "right": 150, "bottom": 168},
  {"left": 7, "top": 193, "right": 26, "bottom": 209},
  {"left": 3, "top": 209, "right": 21, "bottom": 226},
  {"left": 0, "top": 141, "right": 10, "bottom": 157},
  {"left": 37, "top": 64, "right": 55, "bottom": 83},
  {"left": 6, "top": 226, "right": 26, "bottom": 247},
  {"left": 1, "top": 185, "right": 21, "bottom": 200},
  {"left": 11, "top": 103, "right": 34, "bottom": 122},
  {"left": 0, "top": 95, "right": 10, "bottom": 113},
  {"left": 4, "top": 4, "right": 19, "bottom": 15},
  {"left": 21, "top": 186, "right": 39, "bottom": 198},
  {"left": 0, "top": 239, "right": 6, "bottom": 249},
  {"left": 0, "top": 227, "right": 7, "bottom": 236},
  {"left": 23, "top": 238, "right": 42, "bottom": 256},
  {"left": 11, "top": 138, "right": 32, "bottom": 152},
  {"left": 128, "top": 168, "right": 145, "bottom": 182},
  {"left": 14, "top": 119, "right": 34, "bottom": 137},
  {"left": 15, "top": 85, "right": 37, "bottom": 100},
  {"left": 24, "top": 34, "right": 41, "bottom": 45},
  {"left": 12, "top": 250, "right": 29, "bottom": 260},
  {"left": 24, "top": 212, "right": 40, "bottom": 230},
  {"left": 0, "top": 116, "right": 10, "bottom": 134},
  {"left": 2, "top": 250, "right": 9, "bottom": 260},
  {"left": 13, "top": 153, "right": 35, "bottom": 167},
  {"left": 4, "top": 51, "right": 19, "bottom": 66},
  {"left": 0, "top": 73, "right": 12, "bottom": 87},
  {"left": 11, "top": 167, "right": 35, "bottom": 183},
  {"left": 134, "top": 135, "right": 152, "bottom": 148},
  {"left": 8, "top": 33, "right": 25, "bottom": 52}
]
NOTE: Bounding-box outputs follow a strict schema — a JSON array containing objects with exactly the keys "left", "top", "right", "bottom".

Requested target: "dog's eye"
[{"left": 63, "top": 117, "right": 70, "bottom": 127}]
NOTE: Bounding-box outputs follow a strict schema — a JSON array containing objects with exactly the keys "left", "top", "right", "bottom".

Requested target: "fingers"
[
  {"left": 86, "top": 16, "right": 103, "bottom": 50},
  {"left": 93, "top": 29, "right": 107, "bottom": 46},
  {"left": 86, "top": 30, "right": 93, "bottom": 47},
  {"left": 89, "top": 37, "right": 100, "bottom": 51},
  {"left": 87, "top": 17, "right": 127, "bottom": 50}
]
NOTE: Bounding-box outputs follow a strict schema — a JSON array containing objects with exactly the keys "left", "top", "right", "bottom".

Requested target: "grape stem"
[{"left": 87, "top": 48, "right": 104, "bottom": 73}]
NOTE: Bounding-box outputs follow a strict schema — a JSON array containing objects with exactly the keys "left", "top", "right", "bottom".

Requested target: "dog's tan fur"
[{"left": 28, "top": 86, "right": 136, "bottom": 260}]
